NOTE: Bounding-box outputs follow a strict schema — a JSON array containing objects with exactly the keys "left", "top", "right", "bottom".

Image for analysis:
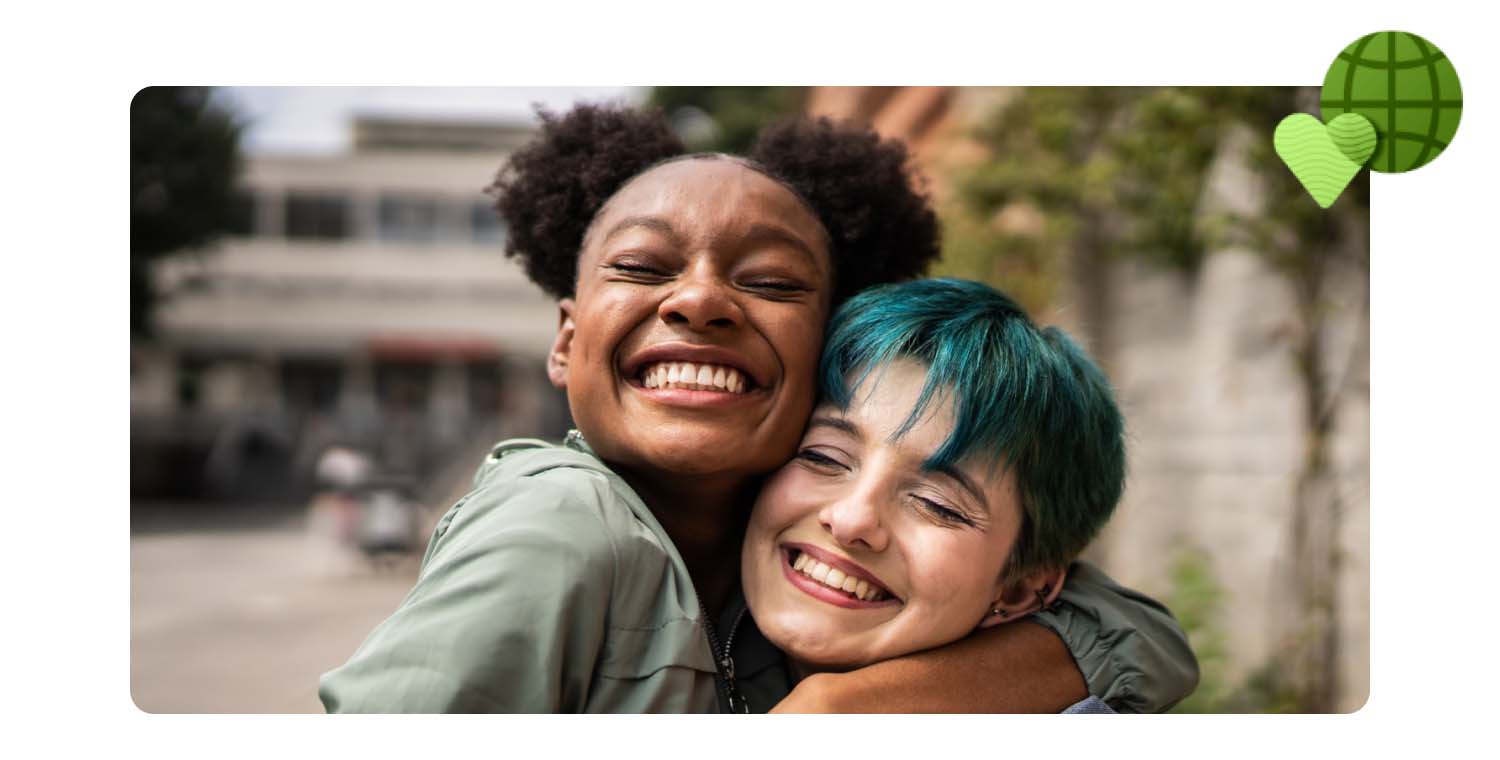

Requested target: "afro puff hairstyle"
[{"left": 487, "top": 103, "right": 941, "bottom": 307}]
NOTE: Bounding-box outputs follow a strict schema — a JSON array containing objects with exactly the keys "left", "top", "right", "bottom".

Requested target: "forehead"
[
  {"left": 832, "top": 360, "right": 956, "bottom": 454},
  {"left": 589, "top": 158, "right": 828, "bottom": 249}
]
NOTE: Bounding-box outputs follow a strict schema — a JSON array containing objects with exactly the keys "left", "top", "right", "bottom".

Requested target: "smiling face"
[
  {"left": 549, "top": 157, "right": 833, "bottom": 482},
  {"left": 741, "top": 359, "right": 1032, "bottom": 671}
]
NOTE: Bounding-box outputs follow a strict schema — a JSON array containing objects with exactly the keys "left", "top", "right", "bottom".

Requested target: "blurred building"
[{"left": 131, "top": 116, "right": 570, "bottom": 504}]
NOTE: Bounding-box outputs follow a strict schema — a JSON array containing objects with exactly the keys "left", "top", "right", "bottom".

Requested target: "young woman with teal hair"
[{"left": 742, "top": 278, "right": 1162, "bottom": 711}]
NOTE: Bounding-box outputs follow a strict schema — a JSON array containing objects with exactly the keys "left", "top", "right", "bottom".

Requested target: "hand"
[{"left": 769, "top": 673, "right": 844, "bottom": 713}]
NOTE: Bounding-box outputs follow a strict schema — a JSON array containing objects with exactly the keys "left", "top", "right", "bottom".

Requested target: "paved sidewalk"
[{"left": 131, "top": 505, "right": 417, "bottom": 713}]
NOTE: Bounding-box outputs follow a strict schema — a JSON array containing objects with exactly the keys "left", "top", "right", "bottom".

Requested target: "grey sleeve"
[
  {"left": 1028, "top": 561, "right": 1200, "bottom": 713},
  {"left": 1061, "top": 695, "right": 1116, "bottom": 714},
  {"left": 319, "top": 469, "right": 617, "bottom": 713}
]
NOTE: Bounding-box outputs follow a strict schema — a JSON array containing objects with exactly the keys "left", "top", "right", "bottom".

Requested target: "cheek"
[
  {"left": 752, "top": 466, "right": 821, "bottom": 532},
  {"left": 571, "top": 295, "right": 650, "bottom": 374},
  {"left": 904, "top": 533, "right": 1007, "bottom": 609}
]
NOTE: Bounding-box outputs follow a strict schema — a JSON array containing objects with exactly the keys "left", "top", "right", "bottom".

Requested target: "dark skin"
[
  {"left": 774, "top": 621, "right": 1086, "bottom": 713},
  {"left": 546, "top": 157, "right": 1088, "bottom": 712}
]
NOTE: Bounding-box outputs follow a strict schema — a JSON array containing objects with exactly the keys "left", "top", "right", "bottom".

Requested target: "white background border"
[{"left": 4, "top": 0, "right": 1494, "bottom": 757}]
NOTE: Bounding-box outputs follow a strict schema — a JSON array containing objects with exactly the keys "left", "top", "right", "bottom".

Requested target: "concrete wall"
[{"left": 1074, "top": 247, "right": 1369, "bottom": 711}]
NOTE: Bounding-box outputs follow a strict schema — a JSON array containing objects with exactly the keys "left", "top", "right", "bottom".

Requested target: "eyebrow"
[
  {"left": 741, "top": 222, "right": 824, "bottom": 269},
  {"left": 926, "top": 463, "right": 991, "bottom": 515},
  {"left": 807, "top": 414, "right": 862, "bottom": 439},
  {"left": 600, "top": 215, "right": 683, "bottom": 248},
  {"left": 600, "top": 216, "right": 823, "bottom": 268}
]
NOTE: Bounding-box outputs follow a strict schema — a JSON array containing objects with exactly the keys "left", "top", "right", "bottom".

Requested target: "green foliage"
[
  {"left": 131, "top": 87, "right": 243, "bottom": 337},
  {"left": 647, "top": 87, "right": 806, "bottom": 153},
  {"left": 1166, "top": 546, "right": 1309, "bottom": 713},
  {"left": 1164, "top": 546, "right": 1228, "bottom": 712},
  {"left": 946, "top": 87, "right": 1368, "bottom": 308}
]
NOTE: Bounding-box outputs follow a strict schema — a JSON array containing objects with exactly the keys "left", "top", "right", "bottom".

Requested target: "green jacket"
[{"left": 320, "top": 434, "right": 1197, "bottom": 713}]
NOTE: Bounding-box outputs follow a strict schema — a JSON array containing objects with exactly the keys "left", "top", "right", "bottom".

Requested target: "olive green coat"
[{"left": 319, "top": 434, "right": 1197, "bottom": 713}]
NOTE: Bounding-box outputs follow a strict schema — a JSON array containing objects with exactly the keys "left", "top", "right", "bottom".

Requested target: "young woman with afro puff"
[{"left": 320, "top": 104, "right": 1197, "bottom": 713}]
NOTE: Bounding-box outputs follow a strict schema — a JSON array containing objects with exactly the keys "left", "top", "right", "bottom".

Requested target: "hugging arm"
[
  {"left": 771, "top": 561, "right": 1198, "bottom": 713},
  {"left": 319, "top": 472, "right": 615, "bottom": 713}
]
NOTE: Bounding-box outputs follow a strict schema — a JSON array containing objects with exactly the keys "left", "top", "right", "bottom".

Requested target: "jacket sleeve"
[
  {"left": 1028, "top": 561, "right": 1200, "bottom": 713},
  {"left": 319, "top": 467, "right": 617, "bottom": 713}
]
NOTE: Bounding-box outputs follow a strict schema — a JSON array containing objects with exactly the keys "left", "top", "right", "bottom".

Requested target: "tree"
[
  {"left": 131, "top": 87, "right": 243, "bottom": 338},
  {"left": 947, "top": 87, "right": 1368, "bottom": 712},
  {"left": 647, "top": 87, "right": 805, "bottom": 153}
]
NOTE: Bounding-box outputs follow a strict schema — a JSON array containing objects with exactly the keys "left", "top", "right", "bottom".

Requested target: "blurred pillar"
[
  {"left": 339, "top": 353, "right": 377, "bottom": 444},
  {"left": 258, "top": 188, "right": 285, "bottom": 238},
  {"left": 352, "top": 189, "right": 379, "bottom": 242}
]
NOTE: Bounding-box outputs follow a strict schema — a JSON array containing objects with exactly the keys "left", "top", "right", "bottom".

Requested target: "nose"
[
  {"left": 818, "top": 483, "right": 890, "bottom": 553},
  {"left": 658, "top": 259, "right": 741, "bottom": 330}
]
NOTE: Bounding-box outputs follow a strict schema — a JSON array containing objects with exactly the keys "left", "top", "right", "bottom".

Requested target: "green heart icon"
[{"left": 1274, "top": 112, "right": 1375, "bottom": 208}]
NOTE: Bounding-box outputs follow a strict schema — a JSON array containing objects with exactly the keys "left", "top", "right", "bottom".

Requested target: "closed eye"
[
  {"left": 795, "top": 448, "right": 847, "bottom": 472},
  {"left": 739, "top": 279, "right": 815, "bottom": 301},
  {"left": 604, "top": 261, "right": 673, "bottom": 283},
  {"left": 914, "top": 496, "right": 975, "bottom": 527},
  {"left": 744, "top": 279, "right": 809, "bottom": 293}
]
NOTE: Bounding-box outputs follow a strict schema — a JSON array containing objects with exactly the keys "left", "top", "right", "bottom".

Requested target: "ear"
[
  {"left": 545, "top": 299, "right": 576, "bottom": 390},
  {"left": 977, "top": 565, "right": 1069, "bottom": 629}
]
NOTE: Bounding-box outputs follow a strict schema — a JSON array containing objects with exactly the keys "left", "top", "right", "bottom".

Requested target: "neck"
[
  {"left": 787, "top": 657, "right": 843, "bottom": 684},
  {"left": 613, "top": 464, "right": 760, "bottom": 617}
]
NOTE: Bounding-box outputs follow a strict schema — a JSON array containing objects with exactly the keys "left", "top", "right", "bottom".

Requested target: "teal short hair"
[{"left": 820, "top": 278, "right": 1126, "bottom": 581}]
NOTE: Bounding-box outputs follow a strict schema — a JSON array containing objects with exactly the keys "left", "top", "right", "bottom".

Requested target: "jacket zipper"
[{"left": 699, "top": 599, "right": 750, "bottom": 713}]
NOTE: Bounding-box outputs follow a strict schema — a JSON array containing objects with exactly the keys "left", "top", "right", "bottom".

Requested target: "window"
[
  {"left": 378, "top": 194, "right": 442, "bottom": 242},
  {"left": 285, "top": 192, "right": 350, "bottom": 240},
  {"left": 471, "top": 201, "right": 507, "bottom": 244},
  {"left": 466, "top": 360, "right": 505, "bottom": 417},
  {"left": 280, "top": 358, "right": 343, "bottom": 415},
  {"left": 375, "top": 360, "right": 433, "bottom": 413}
]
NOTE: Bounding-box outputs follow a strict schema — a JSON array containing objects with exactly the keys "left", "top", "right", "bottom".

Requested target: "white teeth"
[
  {"left": 792, "top": 552, "right": 887, "bottom": 602},
  {"left": 639, "top": 361, "right": 750, "bottom": 393}
]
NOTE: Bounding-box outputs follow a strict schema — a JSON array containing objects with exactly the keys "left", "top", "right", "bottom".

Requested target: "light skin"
[
  {"left": 742, "top": 359, "right": 1065, "bottom": 675},
  {"left": 545, "top": 156, "right": 1087, "bottom": 710}
]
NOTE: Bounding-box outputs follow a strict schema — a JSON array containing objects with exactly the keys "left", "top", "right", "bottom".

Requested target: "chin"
[
  {"left": 757, "top": 611, "right": 877, "bottom": 672},
  {"left": 647, "top": 425, "right": 787, "bottom": 476}
]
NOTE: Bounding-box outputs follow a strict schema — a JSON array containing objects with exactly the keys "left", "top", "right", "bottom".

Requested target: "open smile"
[
  {"left": 780, "top": 543, "right": 900, "bottom": 610},
  {"left": 621, "top": 343, "right": 766, "bottom": 405}
]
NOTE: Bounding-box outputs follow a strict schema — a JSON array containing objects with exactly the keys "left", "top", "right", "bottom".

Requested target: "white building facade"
[{"left": 131, "top": 117, "right": 568, "bottom": 502}]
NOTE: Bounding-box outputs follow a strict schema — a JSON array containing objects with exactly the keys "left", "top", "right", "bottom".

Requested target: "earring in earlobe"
[
  {"left": 990, "top": 606, "right": 1008, "bottom": 618},
  {"left": 1035, "top": 584, "right": 1055, "bottom": 612}
]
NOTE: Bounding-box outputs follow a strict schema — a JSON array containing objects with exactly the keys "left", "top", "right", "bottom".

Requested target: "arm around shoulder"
[
  {"left": 320, "top": 467, "right": 618, "bottom": 713},
  {"left": 1028, "top": 561, "right": 1200, "bottom": 713}
]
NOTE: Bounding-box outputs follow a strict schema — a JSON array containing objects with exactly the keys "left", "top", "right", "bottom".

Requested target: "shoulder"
[{"left": 423, "top": 439, "right": 629, "bottom": 579}]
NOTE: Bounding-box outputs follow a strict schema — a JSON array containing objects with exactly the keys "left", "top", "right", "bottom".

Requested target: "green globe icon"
[{"left": 1320, "top": 31, "right": 1462, "bottom": 173}]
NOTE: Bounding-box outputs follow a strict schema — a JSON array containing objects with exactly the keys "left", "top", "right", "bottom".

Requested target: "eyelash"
[
  {"left": 606, "top": 262, "right": 809, "bottom": 296},
  {"left": 607, "top": 262, "right": 668, "bottom": 278},
  {"left": 796, "top": 448, "right": 844, "bottom": 470},
  {"left": 913, "top": 496, "right": 973, "bottom": 527},
  {"left": 797, "top": 448, "right": 975, "bottom": 527}
]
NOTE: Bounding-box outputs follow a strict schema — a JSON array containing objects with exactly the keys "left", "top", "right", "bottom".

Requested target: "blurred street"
[{"left": 131, "top": 503, "right": 419, "bottom": 713}]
